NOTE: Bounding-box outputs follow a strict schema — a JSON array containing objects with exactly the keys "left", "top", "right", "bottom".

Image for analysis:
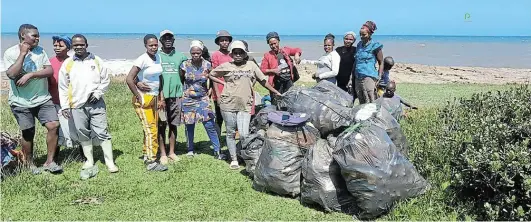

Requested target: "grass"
[{"left": 0, "top": 81, "right": 513, "bottom": 220}]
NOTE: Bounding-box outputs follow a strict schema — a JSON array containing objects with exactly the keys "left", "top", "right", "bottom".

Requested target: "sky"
[{"left": 1, "top": 0, "right": 531, "bottom": 36}]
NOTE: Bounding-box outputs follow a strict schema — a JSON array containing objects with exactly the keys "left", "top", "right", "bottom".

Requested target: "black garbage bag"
[
  {"left": 312, "top": 80, "right": 354, "bottom": 108},
  {"left": 332, "top": 122, "right": 429, "bottom": 219},
  {"left": 240, "top": 130, "right": 266, "bottom": 177},
  {"left": 250, "top": 105, "right": 277, "bottom": 133},
  {"left": 352, "top": 103, "right": 409, "bottom": 157},
  {"left": 374, "top": 97, "right": 404, "bottom": 121},
  {"left": 278, "top": 88, "right": 355, "bottom": 137},
  {"left": 253, "top": 112, "right": 320, "bottom": 197},
  {"left": 301, "top": 138, "right": 357, "bottom": 213}
]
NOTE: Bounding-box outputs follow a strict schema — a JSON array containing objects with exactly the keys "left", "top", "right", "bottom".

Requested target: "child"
[
  {"left": 377, "top": 56, "right": 395, "bottom": 97},
  {"left": 382, "top": 81, "right": 418, "bottom": 110}
]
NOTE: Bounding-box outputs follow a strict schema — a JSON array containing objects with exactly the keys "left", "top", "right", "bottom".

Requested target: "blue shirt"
[{"left": 354, "top": 41, "right": 383, "bottom": 79}]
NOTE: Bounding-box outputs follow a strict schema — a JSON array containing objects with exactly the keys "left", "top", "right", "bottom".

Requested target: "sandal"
[
  {"left": 160, "top": 156, "right": 169, "bottom": 165},
  {"left": 168, "top": 154, "right": 180, "bottom": 162}
]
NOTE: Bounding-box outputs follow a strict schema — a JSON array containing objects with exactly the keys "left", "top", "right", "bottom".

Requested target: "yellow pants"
[{"left": 132, "top": 94, "right": 159, "bottom": 161}]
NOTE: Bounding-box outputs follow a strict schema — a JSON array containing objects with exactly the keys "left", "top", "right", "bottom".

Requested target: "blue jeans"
[{"left": 185, "top": 118, "right": 220, "bottom": 153}]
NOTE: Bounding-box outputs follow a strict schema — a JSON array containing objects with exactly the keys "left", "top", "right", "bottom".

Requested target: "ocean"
[{"left": 1, "top": 33, "right": 531, "bottom": 68}]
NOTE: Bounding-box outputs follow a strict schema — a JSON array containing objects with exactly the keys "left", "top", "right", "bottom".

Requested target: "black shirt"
[{"left": 335, "top": 46, "right": 356, "bottom": 83}]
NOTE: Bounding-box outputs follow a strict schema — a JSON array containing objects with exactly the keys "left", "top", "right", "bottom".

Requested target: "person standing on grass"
[
  {"left": 354, "top": 21, "right": 384, "bottom": 104},
  {"left": 260, "top": 31, "right": 302, "bottom": 105},
  {"left": 48, "top": 35, "right": 77, "bottom": 150},
  {"left": 209, "top": 40, "right": 282, "bottom": 169},
  {"left": 180, "top": 40, "right": 222, "bottom": 159},
  {"left": 313, "top": 37, "right": 340, "bottom": 83},
  {"left": 336, "top": 31, "right": 357, "bottom": 94},
  {"left": 58, "top": 34, "right": 119, "bottom": 180},
  {"left": 126, "top": 34, "right": 169, "bottom": 171},
  {"left": 210, "top": 30, "right": 233, "bottom": 136},
  {"left": 3, "top": 24, "right": 62, "bottom": 174},
  {"left": 137, "top": 30, "right": 187, "bottom": 161}
]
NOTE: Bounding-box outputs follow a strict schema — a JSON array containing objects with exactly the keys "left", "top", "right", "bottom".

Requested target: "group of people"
[{"left": 3, "top": 21, "right": 414, "bottom": 180}]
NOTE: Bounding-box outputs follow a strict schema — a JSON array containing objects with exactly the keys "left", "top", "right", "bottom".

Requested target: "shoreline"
[
  {"left": 1, "top": 60, "right": 530, "bottom": 95},
  {"left": 102, "top": 59, "right": 531, "bottom": 85}
]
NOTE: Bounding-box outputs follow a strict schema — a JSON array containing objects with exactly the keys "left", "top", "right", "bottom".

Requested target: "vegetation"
[{"left": 0, "top": 81, "right": 524, "bottom": 220}]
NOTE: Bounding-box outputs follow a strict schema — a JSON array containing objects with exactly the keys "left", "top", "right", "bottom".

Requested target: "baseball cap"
[
  {"left": 159, "top": 30, "right": 174, "bottom": 38},
  {"left": 229, "top": 40, "right": 246, "bottom": 52}
]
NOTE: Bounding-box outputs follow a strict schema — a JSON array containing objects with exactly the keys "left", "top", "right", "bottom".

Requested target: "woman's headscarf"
[
  {"left": 344, "top": 31, "right": 356, "bottom": 38},
  {"left": 190, "top": 40, "right": 204, "bottom": 51},
  {"left": 52, "top": 35, "right": 72, "bottom": 50},
  {"left": 362, "top": 21, "right": 377, "bottom": 34}
]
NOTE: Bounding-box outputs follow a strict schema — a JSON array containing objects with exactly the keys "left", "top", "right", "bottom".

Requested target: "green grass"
[{"left": 0, "top": 81, "right": 513, "bottom": 220}]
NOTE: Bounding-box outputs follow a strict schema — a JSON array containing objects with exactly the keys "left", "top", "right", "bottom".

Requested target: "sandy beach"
[
  {"left": 2, "top": 60, "right": 530, "bottom": 94},
  {"left": 295, "top": 61, "right": 531, "bottom": 84}
]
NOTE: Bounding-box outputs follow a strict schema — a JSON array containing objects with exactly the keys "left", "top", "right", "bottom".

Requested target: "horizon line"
[{"left": 1, "top": 32, "right": 530, "bottom": 38}]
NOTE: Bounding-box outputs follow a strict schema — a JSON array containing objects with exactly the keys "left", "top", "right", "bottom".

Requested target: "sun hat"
[
  {"left": 229, "top": 40, "right": 246, "bottom": 52},
  {"left": 215, "top": 30, "right": 233, "bottom": 45}
]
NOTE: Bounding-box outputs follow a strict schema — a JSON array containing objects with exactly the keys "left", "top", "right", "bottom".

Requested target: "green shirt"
[
  {"left": 159, "top": 49, "right": 187, "bottom": 98},
  {"left": 3, "top": 45, "right": 52, "bottom": 108}
]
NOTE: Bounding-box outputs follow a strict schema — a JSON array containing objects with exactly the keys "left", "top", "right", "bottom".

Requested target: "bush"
[{"left": 440, "top": 85, "right": 531, "bottom": 220}]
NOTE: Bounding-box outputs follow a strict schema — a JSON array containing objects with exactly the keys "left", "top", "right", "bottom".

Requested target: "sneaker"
[
  {"left": 230, "top": 160, "right": 240, "bottom": 170},
  {"left": 30, "top": 165, "right": 42, "bottom": 175},
  {"left": 159, "top": 156, "right": 169, "bottom": 165},
  {"left": 146, "top": 161, "right": 168, "bottom": 172},
  {"left": 186, "top": 151, "right": 195, "bottom": 157},
  {"left": 107, "top": 164, "right": 119, "bottom": 173},
  {"left": 214, "top": 151, "right": 226, "bottom": 160},
  {"left": 42, "top": 162, "right": 63, "bottom": 174},
  {"left": 80, "top": 165, "right": 99, "bottom": 180}
]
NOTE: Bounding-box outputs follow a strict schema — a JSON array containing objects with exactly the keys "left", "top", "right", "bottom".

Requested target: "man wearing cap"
[
  {"left": 156, "top": 30, "right": 188, "bottom": 158},
  {"left": 260, "top": 31, "right": 302, "bottom": 104},
  {"left": 210, "top": 30, "right": 233, "bottom": 134},
  {"left": 3, "top": 24, "right": 62, "bottom": 174},
  {"left": 49, "top": 35, "right": 77, "bottom": 151}
]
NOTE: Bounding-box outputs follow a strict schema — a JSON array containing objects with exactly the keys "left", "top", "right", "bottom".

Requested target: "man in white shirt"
[{"left": 58, "top": 34, "right": 118, "bottom": 180}]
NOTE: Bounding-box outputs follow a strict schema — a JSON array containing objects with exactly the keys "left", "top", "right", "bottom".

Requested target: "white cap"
[
  {"left": 160, "top": 30, "right": 174, "bottom": 38},
  {"left": 229, "top": 40, "right": 246, "bottom": 52}
]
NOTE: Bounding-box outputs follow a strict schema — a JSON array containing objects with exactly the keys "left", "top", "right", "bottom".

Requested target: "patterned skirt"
[{"left": 181, "top": 95, "right": 215, "bottom": 124}]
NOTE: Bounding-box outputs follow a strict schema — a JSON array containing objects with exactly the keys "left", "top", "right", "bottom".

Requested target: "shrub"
[{"left": 440, "top": 85, "right": 531, "bottom": 220}]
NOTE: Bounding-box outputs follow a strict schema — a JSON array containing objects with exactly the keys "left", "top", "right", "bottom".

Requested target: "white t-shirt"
[{"left": 134, "top": 53, "right": 163, "bottom": 95}]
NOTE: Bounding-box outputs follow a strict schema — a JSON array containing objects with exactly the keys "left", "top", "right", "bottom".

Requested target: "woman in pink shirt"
[
  {"left": 49, "top": 35, "right": 75, "bottom": 150},
  {"left": 210, "top": 30, "right": 233, "bottom": 134},
  {"left": 260, "top": 32, "right": 302, "bottom": 104}
]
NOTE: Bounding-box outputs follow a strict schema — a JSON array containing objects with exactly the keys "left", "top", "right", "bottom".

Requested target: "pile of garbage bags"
[{"left": 240, "top": 81, "right": 429, "bottom": 219}]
